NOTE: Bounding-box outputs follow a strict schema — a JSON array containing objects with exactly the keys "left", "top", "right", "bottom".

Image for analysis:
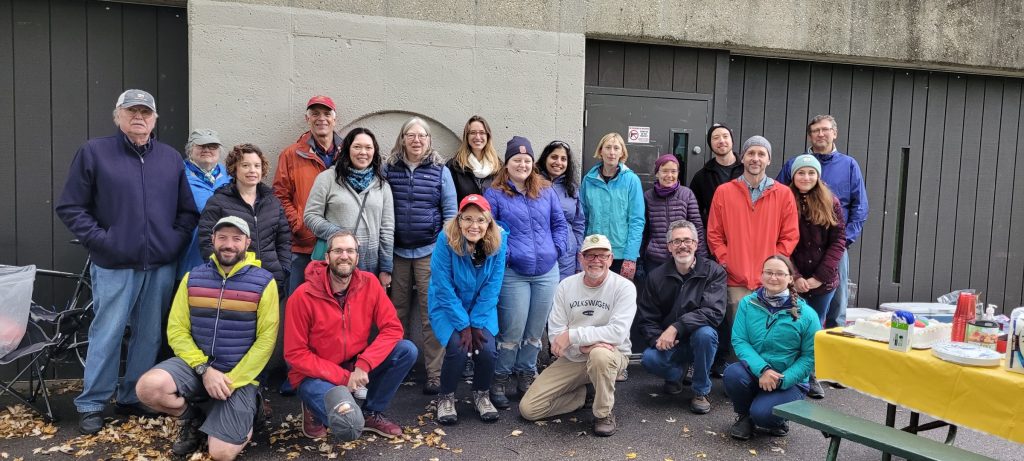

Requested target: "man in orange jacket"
[
  {"left": 284, "top": 230, "right": 416, "bottom": 441},
  {"left": 706, "top": 136, "right": 798, "bottom": 374}
]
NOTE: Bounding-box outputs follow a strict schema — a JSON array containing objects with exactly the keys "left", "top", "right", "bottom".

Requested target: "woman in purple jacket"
[
  {"left": 787, "top": 154, "right": 845, "bottom": 400},
  {"left": 538, "top": 140, "right": 586, "bottom": 280},
  {"left": 643, "top": 154, "right": 706, "bottom": 270},
  {"left": 483, "top": 136, "right": 568, "bottom": 410}
]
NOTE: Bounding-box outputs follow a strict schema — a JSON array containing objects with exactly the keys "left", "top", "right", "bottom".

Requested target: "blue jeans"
[
  {"left": 495, "top": 266, "right": 559, "bottom": 376},
  {"left": 440, "top": 330, "right": 496, "bottom": 394},
  {"left": 723, "top": 362, "right": 805, "bottom": 429},
  {"left": 804, "top": 289, "right": 836, "bottom": 328},
  {"left": 641, "top": 325, "right": 718, "bottom": 395},
  {"left": 297, "top": 340, "right": 417, "bottom": 422},
  {"left": 825, "top": 250, "right": 849, "bottom": 328},
  {"left": 287, "top": 252, "right": 312, "bottom": 296},
  {"left": 75, "top": 263, "right": 175, "bottom": 413}
]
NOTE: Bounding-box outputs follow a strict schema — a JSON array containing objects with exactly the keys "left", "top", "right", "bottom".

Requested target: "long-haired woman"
[
  {"left": 538, "top": 140, "right": 585, "bottom": 279},
  {"left": 448, "top": 115, "right": 502, "bottom": 202}
]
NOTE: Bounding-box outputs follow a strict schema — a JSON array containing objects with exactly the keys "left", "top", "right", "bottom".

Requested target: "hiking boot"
[
  {"left": 593, "top": 413, "right": 617, "bottom": 436},
  {"left": 683, "top": 364, "right": 694, "bottom": 385},
  {"left": 362, "top": 411, "right": 402, "bottom": 438},
  {"left": 583, "top": 383, "right": 596, "bottom": 409},
  {"left": 663, "top": 379, "right": 684, "bottom": 395},
  {"left": 730, "top": 414, "right": 753, "bottom": 441},
  {"left": 78, "top": 411, "right": 104, "bottom": 435},
  {"left": 172, "top": 406, "right": 206, "bottom": 456},
  {"left": 516, "top": 370, "right": 536, "bottom": 395},
  {"left": 490, "top": 374, "right": 512, "bottom": 410},
  {"left": 807, "top": 376, "right": 826, "bottom": 400},
  {"left": 473, "top": 390, "right": 499, "bottom": 422},
  {"left": 462, "top": 360, "right": 475, "bottom": 379},
  {"left": 710, "top": 360, "right": 728, "bottom": 378},
  {"left": 423, "top": 376, "right": 441, "bottom": 395},
  {"left": 767, "top": 421, "right": 790, "bottom": 437},
  {"left": 690, "top": 394, "right": 711, "bottom": 414},
  {"left": 616, "top": 368, "right": 628, "bottom": 382},
  {"left": 301, "top": 403, "right": 327, "bottom": 439},
  {"left": 436, "top": 393, "right": 458, "bottom": 425}
]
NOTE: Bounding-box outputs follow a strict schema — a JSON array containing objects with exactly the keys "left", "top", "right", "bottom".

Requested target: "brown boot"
[{"left": 593, "top": 412, "right": 617, "bottom": 436}]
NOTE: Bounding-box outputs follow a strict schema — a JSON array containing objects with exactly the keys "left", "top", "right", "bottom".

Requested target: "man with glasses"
[
  {"left": 519, "top": 234, "right": 637, "bottom": 437},
  {"left": 57, "top": 89, "right": 199, "bottom": 434},
  {"left": 776, "top": 115, "right": 868, "bottom": 330},
  {"left": 637, "top": 220, "right": 727, "bottom": 414},
  {"left": 706, "top": 136, "right": 799, "bottom": 384},
  {"left": 284, "top": 230, "right": 416, "bottom": 441}
]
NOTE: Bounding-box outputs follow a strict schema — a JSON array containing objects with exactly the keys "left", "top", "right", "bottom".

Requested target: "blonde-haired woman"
[
  {"left": 448, "top": 115, "right": 502, "bottom": 202},
  {"left": 580, "top": 132, "right": 645, "bottom": 280},
  {"left": 428, "top": 194, "right": 508, "bottom": 425}
]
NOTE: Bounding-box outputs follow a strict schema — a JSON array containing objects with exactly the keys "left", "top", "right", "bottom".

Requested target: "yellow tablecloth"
[{"left": 815, "top": 329, "right": 1024, "bottom": 444}]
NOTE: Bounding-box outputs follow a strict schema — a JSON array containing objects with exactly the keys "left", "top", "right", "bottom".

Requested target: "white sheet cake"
[{"left": 845, "top": 313, "right": 952, "bottom": 349}]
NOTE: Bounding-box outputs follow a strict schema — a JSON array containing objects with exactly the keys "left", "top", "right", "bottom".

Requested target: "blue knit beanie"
[
  {"left": 790, "top": 154, "right": 822, "bottom": 177},
  {"left": 505, "top": 136, "right": 534, "bottom": 163}
]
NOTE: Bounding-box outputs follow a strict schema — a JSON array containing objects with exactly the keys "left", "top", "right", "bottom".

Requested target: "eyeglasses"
[
  {"left": 809, "top": 127, "right": 835, "bottom": 135},
  {"left": 459, "top": 216, "right": 488, "bottom": 225},
  {"left": 123, "top": 107, "right": 155, "bottom": 118},
  {"left": 328, "top": 248, "right": 358, "bottom": 256},
  {"left": 548, "top": 141, "right": 570, "bottom": 150},
  {"left": 197, "top": 144, "right": 219, "bottom": 152},
  {"left": 582, "top": 253, "right": 612, "bottom": 262},
  {"left": 668, "top": 238, "right": 697, "bottom": 247},
  {"left": 467, "top": 130, "right": 488, "bottom": 137},
  {"left": 762, "top": 270, "right": 790, "bottom": 279},
  {"left": 404, "top": 133, "right": 429, "bottom": 140}
]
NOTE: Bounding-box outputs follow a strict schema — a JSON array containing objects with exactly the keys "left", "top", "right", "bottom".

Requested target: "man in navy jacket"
[{"left": 56, "top": 89, "right": 199, "bottom": 434}]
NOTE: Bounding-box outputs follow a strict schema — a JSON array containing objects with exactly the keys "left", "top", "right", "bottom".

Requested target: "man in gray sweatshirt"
[{"left": 518, "top": 234, "right": 637, "bottom": 437}]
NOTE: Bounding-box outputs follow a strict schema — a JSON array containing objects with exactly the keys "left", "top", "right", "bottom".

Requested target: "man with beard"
[
  {"left": 690, "top": 123, "right": 743, "bottom": 225},
  {"left": 637, "top": 220, "right": 727, "bottom": 414},
  {"left": 284, "top": 231, "right": 416, "bottom": 441},
  {"left": 135, "top": 217, "right": 279, "bottom": 460},
  {"left": 519, "top": 234, "right": 637, "bottom": 437},
  {"left": 706, "top": 136, "right": 799, "bottom": 379}
]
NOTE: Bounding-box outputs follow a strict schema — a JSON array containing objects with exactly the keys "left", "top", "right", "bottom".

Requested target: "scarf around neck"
[
  {"left": 757, "top": 286, "right": 793, "bottom": 312},
  {"left": 187, "top": 160, "right": 223, "bottom": 187},
  {"left": 467, "top": 154, "right": 496, "bottom": 179},
  {"left": 346, "top": 167, "right": 374, "bottom": 193},
  {"left": 653, "top": 180, "right": 680, "bottom": 198}
]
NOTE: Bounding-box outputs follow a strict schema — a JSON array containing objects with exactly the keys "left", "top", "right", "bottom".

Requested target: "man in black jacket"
[{"left": 637, "top": 219, "right": 727, "bottom": 414}]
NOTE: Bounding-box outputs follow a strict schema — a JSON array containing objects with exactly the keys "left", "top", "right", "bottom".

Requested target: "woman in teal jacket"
[
  {"left": 725, "top": 255, "right": 819, "bottom": 441},
  {"left": 580, "top": 132, "right": 645, "bottom": 280},
  {"left": 428, "top": 194, "right": 507, "bottom": 426}
]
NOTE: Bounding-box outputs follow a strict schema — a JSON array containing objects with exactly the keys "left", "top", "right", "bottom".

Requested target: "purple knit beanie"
[{"left": 654, "top": 154, "right": 679, "bottom": 173}]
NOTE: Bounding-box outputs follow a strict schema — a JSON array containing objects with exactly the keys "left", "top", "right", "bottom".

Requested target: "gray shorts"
[{"left": 154, "top": 357, "right": 258, "bottom": 445}]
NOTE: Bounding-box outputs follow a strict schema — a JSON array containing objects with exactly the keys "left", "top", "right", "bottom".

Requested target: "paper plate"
[{"left": 931, "top": 341, "right": 1003, "bottom": 367}]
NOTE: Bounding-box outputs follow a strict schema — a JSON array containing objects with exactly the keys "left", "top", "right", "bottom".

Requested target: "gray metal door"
[{"left": 583, "top": 89, "right": 711, "bottom": 188}]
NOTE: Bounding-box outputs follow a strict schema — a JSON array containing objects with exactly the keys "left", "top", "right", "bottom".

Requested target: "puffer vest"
[
  {"left": 186, "top": 261, "right": 273, "bottom": 372},
  {"left": 386, "top": 160, "right": 444, "bottom": 249}
]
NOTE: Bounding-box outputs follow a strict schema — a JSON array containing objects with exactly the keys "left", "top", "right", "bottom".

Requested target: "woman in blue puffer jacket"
[
  {"left": 483, "top": 136, "right": 568, "bottom": 410},
  {"left": 538, "top": 140, "right": 585, "bottom": 280}
]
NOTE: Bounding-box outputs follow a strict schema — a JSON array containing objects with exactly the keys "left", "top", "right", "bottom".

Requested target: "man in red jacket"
[
  {"left": 284, "top": 230, "right": 416, "bottom": 441},
  {"left": 706, "top": 136, "right": 799, "bottom": 375}
]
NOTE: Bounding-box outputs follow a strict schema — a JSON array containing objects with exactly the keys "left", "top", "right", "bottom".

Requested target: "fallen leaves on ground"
[
  {"left": 0, "top": 405, "right": 58, "bottom": 440},
  {"left": 626, "top": 452, "right": 638, "bottom": 459},
  {"left": 32, "top": 414, "right": 180, "bottom": 460},
  {"left": 508, "top": 429, "right": 524, "bottom": 437},
  {"left": 749, "top": 448, "right": 758, "bottom": 455},
  {"left": 270, "top": 409, "right": 461, "bottom": 458}
]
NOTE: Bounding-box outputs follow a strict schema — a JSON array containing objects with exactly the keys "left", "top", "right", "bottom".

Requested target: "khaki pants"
[
  {"left": 717, "top": 286, "right": 754, "bottom": 363},
  {"left": 391, "top": 254, "right": 443, "bottom": 378},
  {"left": 519, "top": 347, "right": 628, "bottom": 420}
]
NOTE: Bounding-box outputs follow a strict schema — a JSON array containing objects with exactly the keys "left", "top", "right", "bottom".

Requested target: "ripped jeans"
[{"left": 495, "top": 265, "right": 560, "bottom": 376}]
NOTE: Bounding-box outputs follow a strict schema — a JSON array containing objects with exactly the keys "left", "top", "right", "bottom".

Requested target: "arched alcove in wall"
[{"left": 338, "top": 111, "right": 461, "bottom": 161}]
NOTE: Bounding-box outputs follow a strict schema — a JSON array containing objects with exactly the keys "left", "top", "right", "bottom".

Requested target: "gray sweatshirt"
[
  {"left": 303, "top": 170, "right": 395, "bottom": 273},
  {"left": 548, "top": 271, "right": 637, "bottom": 362}
]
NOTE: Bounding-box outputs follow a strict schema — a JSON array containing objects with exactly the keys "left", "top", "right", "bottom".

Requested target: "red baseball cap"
[
  {"left": 459, "top": 194, "right": 491, "bottom": 213},
  {"left": 306, "top": 95, "right": 336, "bottom": 111}
]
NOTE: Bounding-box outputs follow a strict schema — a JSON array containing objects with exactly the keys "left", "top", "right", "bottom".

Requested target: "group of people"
[{"left": 54, "top": 89, "right": 867, "bottom": 460}]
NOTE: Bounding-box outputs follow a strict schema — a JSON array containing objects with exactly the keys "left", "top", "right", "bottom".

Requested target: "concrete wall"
[{"left": 188, "top": 0, "right": 585, "bottom": 167}]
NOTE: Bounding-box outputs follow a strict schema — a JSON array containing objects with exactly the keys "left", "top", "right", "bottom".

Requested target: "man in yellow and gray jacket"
[{"left": 136, "top": 216, "right": 278, "bottom": 461}]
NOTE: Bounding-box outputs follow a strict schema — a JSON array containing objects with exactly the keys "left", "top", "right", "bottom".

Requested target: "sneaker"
[
  {"left": 682, "top": 365, "right": 694, "bottom": 385},
  {"left": 710, "top": 360, "right": 728, "bottom": 378},
  {"left": 115, "top": 402, "right": 160, "bottom": 418},
  {"left": 616, "top": 368, "right": 628, "bottom": 382},
  {"left": 362, "top": 411, "right": 402, "bottom": 438},
  {"left": 729, "top": 414, "right": 753, "bottom": 441},
  {"left": 172, "top": 407, "right": 206, "bottom": 456},
  {"left": 583, "top": 383, "right": 596, "bottom": 409},
  {"left": 472, "top": 390, "right": 499, "bottom": 422},
  {"left": 423, "top": 376, "right": 441, "bottom": 395},
  {"left": 828, "top": 381, "right": 847, "bottom": 389},
  {"left": 301, "top": 403, "right": 327, "bottom": 439},
  {"left": 462, "top": 360, "right": 475, "bottom": 379},
  {"left": 807, "top": 376, "right": 826, "bottom": 400},
  {"left": 689, "top": 394, "right": 711, "bottom": 414},
  {"left": 490, "top": 374, "right": 512, "bottom": 410},
  {"left": 78, "top": 411, "right": 105, "bottom": 435},
  {"left": 663, "top": 379, "right": 684, "bottom": 395},
  {"left": 516, "top": 370, "right": 536, "bottom": 395},
  {"left": 593, "top": 413, "right": 617, "bottom": 436},
  {"left": 436, "top": 393, "right": 458, "bottom": 425},
  {"left": 767, "top": 422, "right": 790, "bottom": 437}
]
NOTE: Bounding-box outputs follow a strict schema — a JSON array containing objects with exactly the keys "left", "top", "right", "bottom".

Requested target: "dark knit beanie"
[
  {"left": 706, "top": 123, "right": 734, "bottom": 149},
  {"left": 505, "top": 136, "right": 534, "bottom": 163}
]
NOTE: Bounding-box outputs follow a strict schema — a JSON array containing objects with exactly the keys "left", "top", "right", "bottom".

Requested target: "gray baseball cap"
[
  {"left": 188, "top": 128, "right": 221, "bottom": 146},
  {"left": 115, "top": 89, "right": 156, "bottom": 111},
  {"left": 213, "top": 216, "right": 250, "bottom": 238}
]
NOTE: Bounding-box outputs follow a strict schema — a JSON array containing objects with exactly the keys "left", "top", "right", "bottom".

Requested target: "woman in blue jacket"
[
  {"left": 428, "top": 194, "right": 507, "bottom": 425},
  {"left": 538, "top": 140, "right": 585, "bottom": 280},
  {"left": 483, "top": 136, "right": 568, "bottom": 409},
  {"left": 725, "top": 255, "right": 820, "bottom": 441},
  {"left": 580, "top": 132, "right": 645, "bottom": 280}
]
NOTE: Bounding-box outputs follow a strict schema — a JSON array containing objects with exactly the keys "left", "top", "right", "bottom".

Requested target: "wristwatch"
[{"left": 194, "top": 363, "right": 210, "bottom": 376}]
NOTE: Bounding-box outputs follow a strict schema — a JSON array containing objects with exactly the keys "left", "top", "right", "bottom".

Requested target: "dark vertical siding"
[
  {"left": 0, "top": 1, "right": 16, "bottom": 264},
  {"left": 992, "top": 82, "right": 1022, "bottom": 309}
]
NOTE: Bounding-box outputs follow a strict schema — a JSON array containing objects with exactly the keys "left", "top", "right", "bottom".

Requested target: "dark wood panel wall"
[
  {"left": 0, "top": 0, "right": 188, "bottom": 308},
  {"left": 586, "top": 40, "right": 1024, "bottom": 313}
]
